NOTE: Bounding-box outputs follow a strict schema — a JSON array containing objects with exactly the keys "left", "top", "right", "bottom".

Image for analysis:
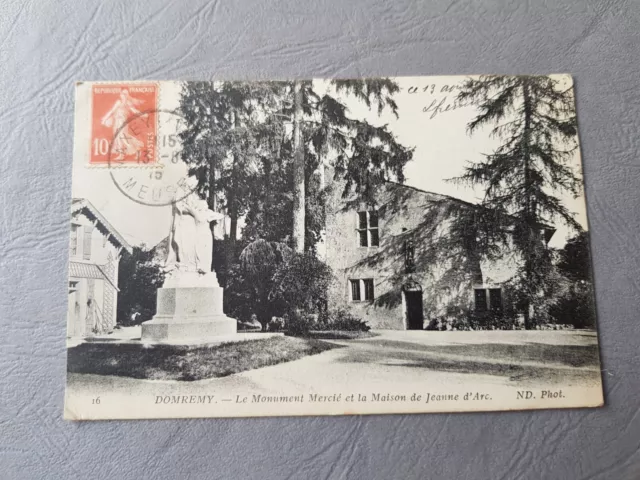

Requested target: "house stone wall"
[{"left": 324, "top": 181, "right": 525, "bottom": 330}]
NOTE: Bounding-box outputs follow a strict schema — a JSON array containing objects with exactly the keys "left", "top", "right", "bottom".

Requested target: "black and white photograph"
[{"left": 65, "top": 75, "right": 603, "bottom": 420}]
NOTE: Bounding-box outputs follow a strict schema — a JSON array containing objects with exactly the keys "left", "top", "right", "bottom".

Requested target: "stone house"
[
  {"left": 323, "top": 180, "right": 555, "bottom": 330},
  {"left": 67, "top": 199, "right": 132, "bottom": 337}
]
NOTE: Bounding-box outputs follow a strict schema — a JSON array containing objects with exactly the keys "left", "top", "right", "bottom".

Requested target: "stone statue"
[
  {"left": 142, "top": 175, "right": 238, "bottom": 342},
  {"left": 163, "top": 177, "right": 224, "bottom": 286}
]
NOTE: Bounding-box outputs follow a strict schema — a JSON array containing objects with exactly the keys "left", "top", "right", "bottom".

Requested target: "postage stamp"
[{"left": 90, "top": 83, "right": 158, "bottom": 165}]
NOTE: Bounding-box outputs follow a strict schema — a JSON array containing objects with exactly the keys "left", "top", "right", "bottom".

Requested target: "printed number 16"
[{"left": 92, "top": 397, "right": 100, "bottom": 405}]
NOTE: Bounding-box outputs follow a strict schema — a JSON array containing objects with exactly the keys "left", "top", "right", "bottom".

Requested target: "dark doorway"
[{"left": 405, "top": 290, "right": 424, "bottom": 330}]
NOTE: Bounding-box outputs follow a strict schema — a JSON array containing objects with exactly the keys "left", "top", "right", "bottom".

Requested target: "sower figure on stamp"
[
  {"left": 164, "top": 176, "right": 224, "bottom": 280},
  {"left": 101, "top": 89, "right": 147, "bottom": 161}
]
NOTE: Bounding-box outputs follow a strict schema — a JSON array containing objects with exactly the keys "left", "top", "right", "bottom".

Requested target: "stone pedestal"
[{"left": 141, "top": 271, "right": 237, "bottom": 343}]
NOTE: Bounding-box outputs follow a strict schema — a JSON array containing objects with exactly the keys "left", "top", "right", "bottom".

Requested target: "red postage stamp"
[{"left": 90, "top": 83, "right": 158, "bottom": 165}]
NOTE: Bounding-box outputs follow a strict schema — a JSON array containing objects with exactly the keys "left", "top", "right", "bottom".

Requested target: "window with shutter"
[
  {"left": 83, "top": 226, "right": 93, "bottom": 260},
  {"left": 70, "top": 225, "right": 78, "bottom": 257}
]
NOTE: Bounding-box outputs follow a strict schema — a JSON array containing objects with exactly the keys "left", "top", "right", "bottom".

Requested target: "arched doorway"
[{"left": 402, "top": 281, "right": 424, "bottom": 330}]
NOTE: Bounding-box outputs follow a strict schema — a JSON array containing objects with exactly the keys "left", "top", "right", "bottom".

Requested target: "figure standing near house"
[{"left": 100, "top": 89, "right": 147, "bottom": 160}]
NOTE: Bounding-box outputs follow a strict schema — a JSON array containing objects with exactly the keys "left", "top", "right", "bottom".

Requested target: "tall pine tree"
[
  {"left": 289, "top": 78, "right": 413, "bottom": 251},
  {"left": 179, "top": 81, "right": 280, "bottom": 243},
  {"left": 179, "top": 79, "right": 413, "bottom": 253},
  {"left": 454, "top": 75, "right": 582, "bottom": 329}
]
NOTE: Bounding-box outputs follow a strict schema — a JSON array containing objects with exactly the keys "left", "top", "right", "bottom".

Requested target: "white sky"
[{"left": 72, "top": 76, "right": 588, "bottom": 250}]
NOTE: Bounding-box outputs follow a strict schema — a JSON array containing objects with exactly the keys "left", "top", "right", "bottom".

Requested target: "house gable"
[{"left": 71, "top": 198, "right": 133, "bottom": 255}]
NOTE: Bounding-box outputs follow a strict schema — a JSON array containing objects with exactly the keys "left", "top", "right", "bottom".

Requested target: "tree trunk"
[
  {"left": 208, "top": 152, "right": 217, "bottom": 240},
  {"left": 206, "top": 155, "right": 217, "bottom": 273},
  {"left": 291, "top": 81, "right": 305, "bottom": 253},
  {"left": 522, "top": 80, "right": 534, "bottom": 330},
  {"left": 228, "top": 112, "right": 240, "bottom": 244},
  {"left": 229, "top": 207, "right": 238, "bottom": 243}
]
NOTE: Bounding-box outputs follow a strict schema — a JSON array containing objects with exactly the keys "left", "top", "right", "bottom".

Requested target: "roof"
[
  {"left": 69, "top": 261, "right": 119, "bottom": 291},
  {"left": 385, "top": 180, "right": 477, "bottom": 207},
  {"left": 384, "top": 181, "right": 556, "bottom": 240},
  {"left": 71, "top": 198, "right": 132, "bottom": 253}
]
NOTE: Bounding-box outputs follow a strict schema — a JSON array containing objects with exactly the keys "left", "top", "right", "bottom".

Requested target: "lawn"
[{"left": 67, "top": 336, "right": 338, "bottom": 381}]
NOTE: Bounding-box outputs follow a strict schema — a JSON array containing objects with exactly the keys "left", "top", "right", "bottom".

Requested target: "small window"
[
  {"left": 489, "top": 288, "right": 502, "bottom": 313},
  {"left": 363, "top": 279, "right": 375, "bottom": 301},
  {"left": 404, "top": 238, "right": 415, "bottom": 273},
  {"left": 356, "top": 211, "right": 379, "bottom": 247},
  {"left": 83, "top": 226, "right": 93, "bottom": 260},
  {"left": 474, "top": 288, "right": 488, "bottom": 312},
  {"left": 70, "top": 225, "right": 78, "bottom": 257},
  {"left": 351, "top": 279, "right": 375, "bottom": 302},
  {"left": 475, "top": 288, "right": 502, "bottom": 313},
  {"left": 350, "top": 280, "right": 361, "bottom": 301}
]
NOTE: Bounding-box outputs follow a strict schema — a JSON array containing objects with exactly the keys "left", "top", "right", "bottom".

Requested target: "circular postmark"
[{"left": 107, "top": 108, "right": 198, "bottom": 206}]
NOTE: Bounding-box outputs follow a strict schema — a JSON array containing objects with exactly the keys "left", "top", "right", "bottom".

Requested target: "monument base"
[
  {"left": 141, "top": 315, "right": 237, "bottom": 343},
  {"left": 141, "top": 272, "right": 238, "bottom": 343}
]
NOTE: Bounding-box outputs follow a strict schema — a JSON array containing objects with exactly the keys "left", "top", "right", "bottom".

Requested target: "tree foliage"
[
  {"left": 178, "top": 81, "right": 280, "bottom": 241},
  {"left": 556, "top": 231, "right": 593, "bottom": 282},
  {"left": 117, "top": 246, "right": 164, "bottom": 325},
  {"left": 225, "top": 240, "right": 335, "bottom": 330},
  {"left": 233, "top": 239, "right": 292, "bottom": 328},
  {"left": 452, "top": 75, "right": 582, "bottom": 328},
  {"left": 270, "top": 252, "right": 333, "bottom": 315},
  {"left": 549, "top": 232, "right": 597, "bottom": 329},
  {"left": 178, "top": 79, "right": 413, "bottom": 252}
]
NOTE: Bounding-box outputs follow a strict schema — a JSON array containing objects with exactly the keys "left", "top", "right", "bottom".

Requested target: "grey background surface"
[{"left": 0, "top": 1, "right": 638, "bottom": 479}]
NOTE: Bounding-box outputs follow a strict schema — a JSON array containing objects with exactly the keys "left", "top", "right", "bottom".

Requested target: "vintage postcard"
[{"left": 65, "top": 75, "right": 603, "bottom": 420}]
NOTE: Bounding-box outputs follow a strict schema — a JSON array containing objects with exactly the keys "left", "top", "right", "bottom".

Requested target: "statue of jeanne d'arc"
[{"left": 164, "top": 177, "right": 224, "bottom": 279}]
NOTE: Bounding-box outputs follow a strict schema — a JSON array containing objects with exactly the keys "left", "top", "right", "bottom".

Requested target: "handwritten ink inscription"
[{"left": 405, "top": 82, "right": 475, "bottom": 120}]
